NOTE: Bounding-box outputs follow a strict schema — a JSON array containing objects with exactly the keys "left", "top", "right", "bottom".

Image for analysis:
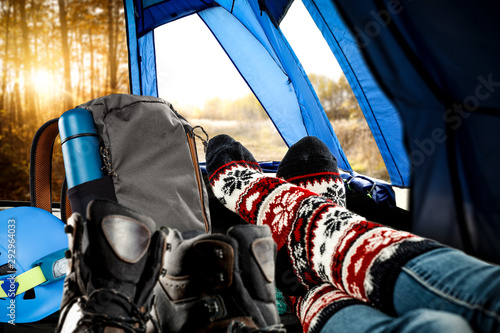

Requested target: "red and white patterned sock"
[
  {"left": 276, "top": 136, "right": 346, "bottom": 208},
  {"left": 289, "top": 284, "right": 363, "bottom": 333},
  {"left": 206, "top": 135, "right": 442, "bottom": 313}
]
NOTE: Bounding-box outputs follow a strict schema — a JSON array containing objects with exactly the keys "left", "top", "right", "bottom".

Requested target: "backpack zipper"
[{"left": 187, "top": 131, "right": 210, "bottom": 233}]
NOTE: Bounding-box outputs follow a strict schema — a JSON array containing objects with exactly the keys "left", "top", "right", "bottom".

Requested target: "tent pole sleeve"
[{"left": 123, "top": 0, "right": 142, "bottom": 95}]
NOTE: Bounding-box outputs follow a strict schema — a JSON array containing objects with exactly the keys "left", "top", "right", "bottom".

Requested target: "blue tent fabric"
[
  {"left": 122, "top": 0, "right": 500, "bottom": 263},
  {"left": 328, "top": 0, "right": 500, "bottom": 263},
  {"left": 138, "top": 31, "right": 158, "bottom": 97},
  {"left": 303, "top": 0, "right": 410, "bottom": 187},
  {"left": 124, "top": 0, "right": 216, "bottom": 95},
  {"left": 199, "top": 7, "right": 309, "bottom": 146},
  {"left": 136, "top": 1, "right": 216, "bottom": 38},
  {"left": 124, "top": 0, "right": 141, "bottom": 95},
  {"left": 123, "top": 0, "right": 352, "bottom": 171},
  {"left": 200, "top": 0, "right": 351, "bottom": 170}
]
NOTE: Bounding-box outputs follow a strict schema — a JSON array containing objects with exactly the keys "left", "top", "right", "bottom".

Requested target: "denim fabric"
[
  {"left": 320, "top": 305, "right": 473, "bottom": 333},
  {"left": 394, "top": 247, "right": 500, "bottom": 332},
  {"left": 320, "top": 247, "right": 500, "bottom": 332}
]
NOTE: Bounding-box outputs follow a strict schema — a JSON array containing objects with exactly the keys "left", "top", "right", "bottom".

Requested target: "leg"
[
  {"left": 206, "top": 134, "right": 500, "bottom": 329},
  {"left": 322, "top": 305, "right": 474, "bottom": 333},
  {"left": 206, "top": 135, "right": 440, "bottom": 311},
  {"left": 275, "top": 136, "right": 346, "bottom": 208},
  {"left": 291, "top": 283, "right": 474, "bottom": 333},
  {"left": 394, "top": 247, "right": 500, "bottom": 332},
  {"left": 276, "top": 137, "right": 500, "bottom": 330}
]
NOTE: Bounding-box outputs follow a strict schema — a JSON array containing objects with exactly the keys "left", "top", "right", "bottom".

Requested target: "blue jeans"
[{"left": 321, "top": 248, "right": 500, "bottom": 333}]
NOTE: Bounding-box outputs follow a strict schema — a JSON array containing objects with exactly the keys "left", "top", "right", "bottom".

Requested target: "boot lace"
[{"left": 77, "top": 289, "right": 149, "bottom": 333}]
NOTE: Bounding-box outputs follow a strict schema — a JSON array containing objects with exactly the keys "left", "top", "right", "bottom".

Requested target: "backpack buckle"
[{"left": 204, "top": 295, "right": 226, "bottom": 322}]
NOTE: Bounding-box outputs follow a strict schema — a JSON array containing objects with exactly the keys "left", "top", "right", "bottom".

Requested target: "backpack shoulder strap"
[
  {"left": 30, "top": 118, "right": 72, "bottom": 220},
  {"left": 60, "top": 177, "right": 72, "bottom": 222}
]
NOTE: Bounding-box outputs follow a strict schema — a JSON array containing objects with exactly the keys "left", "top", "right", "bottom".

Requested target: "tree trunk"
[
  {"left": 89, "top": 26, "right": 95, "bottom": 98},
  {"left": 57, "top": 0, "right": 72, "bottom": 110},
  {"left": 30, "top": 0, "right": 41, "bottom": 120},
  {"left": 77, "top": 28, "right": 83, "bottom": 100},
  {"left": 11, "top": 0, "right": 21, "bottom": 128},
  {"left": 18, "top": 0, "right": 35, "bottom": 124},
  {"left": 107, "top": 0, "right": 118, "bottom": 93},
  {"left": 0, "top": 0, "right": 13, "bottom": 118}
]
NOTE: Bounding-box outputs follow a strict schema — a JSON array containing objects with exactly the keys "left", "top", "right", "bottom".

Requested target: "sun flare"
[{"left": 31, "top": 69, "right": 52, "bottom": 91}]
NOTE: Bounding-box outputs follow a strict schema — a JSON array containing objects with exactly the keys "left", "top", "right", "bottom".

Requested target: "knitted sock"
[
  {"left": 276, "top": 136, "right": 346, "bottom": 207},
  {"left": 206, "top": 134, "right": 443, "bottom": 313},
  {"left": 289, "top": 284, "right": 363, "bottom": 333}
]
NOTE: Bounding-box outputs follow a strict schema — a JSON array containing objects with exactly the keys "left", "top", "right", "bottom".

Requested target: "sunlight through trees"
[{"left": 0, "top": 0, "right": 128, "bottom": 201}]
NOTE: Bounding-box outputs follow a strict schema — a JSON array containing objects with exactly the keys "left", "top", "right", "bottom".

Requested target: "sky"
[{"left": 154, "top": 1, "right": 342, "bottom": 109}]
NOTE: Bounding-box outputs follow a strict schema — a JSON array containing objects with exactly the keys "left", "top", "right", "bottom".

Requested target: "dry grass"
[
  {"left": 332, "top": 118, "right": 389, "bottom": 181},
  {"left": 189, "top": 117, "right": 390, "bottom": 182}
]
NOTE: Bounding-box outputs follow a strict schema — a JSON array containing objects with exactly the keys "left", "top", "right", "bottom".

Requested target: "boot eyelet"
[
  {"left": 64, "top": 224, "right": 74, "bottom": 234},
  {"left": 215, "top": 248, "right": 224, "bottom": 259}
]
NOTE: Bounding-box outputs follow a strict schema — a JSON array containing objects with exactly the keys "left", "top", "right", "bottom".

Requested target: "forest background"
[{"left": 0, "top": 0, "right": 388, "bottom": 202}]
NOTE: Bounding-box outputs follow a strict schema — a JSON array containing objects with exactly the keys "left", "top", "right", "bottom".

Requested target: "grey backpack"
[{"left": 30, "top": 94, "right": 211, "bottom": 233}]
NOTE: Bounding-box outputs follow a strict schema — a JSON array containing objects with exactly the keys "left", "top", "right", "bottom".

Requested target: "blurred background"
[{"left": 0, "top": 0, "right": 388, "bottom": 203}]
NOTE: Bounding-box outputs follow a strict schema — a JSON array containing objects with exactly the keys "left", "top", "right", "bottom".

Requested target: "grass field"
[{"left": 190, "top": 117, "right": 390, "bottom": 182}]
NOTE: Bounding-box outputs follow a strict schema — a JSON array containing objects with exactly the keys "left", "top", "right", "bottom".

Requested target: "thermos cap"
[
  {"left": 59, "top": 108, "right": 98, "bottom": 144},
  {"left": 58, "top": 108, "right": 103, "bottom": 188}
]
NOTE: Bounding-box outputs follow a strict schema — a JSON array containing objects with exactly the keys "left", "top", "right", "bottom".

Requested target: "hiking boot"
[
  {"left": 152, "top": 224, "right": 285, "bottom": 333},
  {"left": 56, "top": 199, "right": 166, "bottom": 333}
]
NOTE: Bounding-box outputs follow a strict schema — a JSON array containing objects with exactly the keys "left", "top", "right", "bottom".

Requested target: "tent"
[{"left": 123, "top": 0, "right": 500, "bottom": 264}]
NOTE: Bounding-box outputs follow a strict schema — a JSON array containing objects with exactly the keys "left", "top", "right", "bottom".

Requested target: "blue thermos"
[{"left": 59, "top": 108, "right": 104, "bottom": 189}]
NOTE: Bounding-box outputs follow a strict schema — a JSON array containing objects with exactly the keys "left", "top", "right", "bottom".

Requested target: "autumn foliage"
[
  {"left": 0, "top": 0, "right": 128, "bottom": 201},
  {"left": 0, "top": 1, "right": 388, "bottom": 203}
]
